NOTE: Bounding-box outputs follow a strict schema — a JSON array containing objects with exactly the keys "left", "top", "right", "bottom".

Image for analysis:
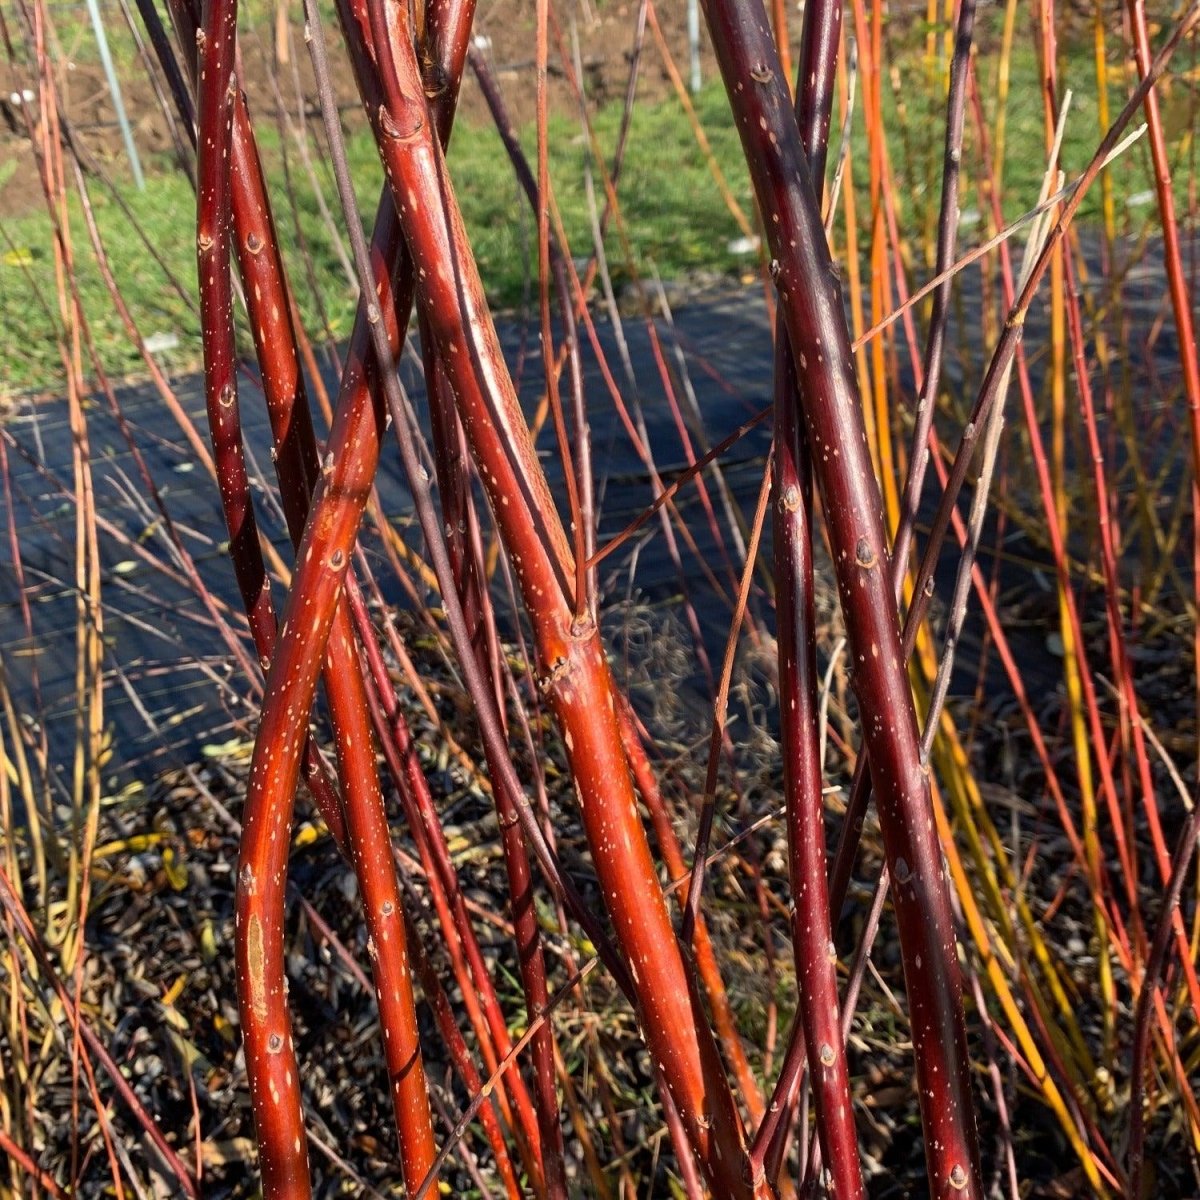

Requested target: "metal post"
[
  {"left": 85, "top": 0, "right": 146, "bottom": 190},
  {"left": 688, "top": 0, "right": 702, "bottom": 92}
]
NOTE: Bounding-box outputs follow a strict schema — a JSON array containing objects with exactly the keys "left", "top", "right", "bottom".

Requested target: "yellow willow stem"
[
  {"left": 1087, "top": 15, "right": 1159, "bottom": 592},
  {"left": 850, "top": 0, "right": 885, "bottom": 485},
  {"left": 1060, "top": 489, "right": 1121, "bottom": 1096},
  {"left": 875, "top": 150, "right": 905, "bottom": 535},
  {"left": 0, "top": 673, "right": 48, "bottom": 910},
  {"left": 36, "top": 39, "right": 104, "bottom": 971},
  {"left": 1093, "top": 6, "right": 1117, "bottom": 244},
  {"left": 910, "top": 637, "right": 1097, "bottom": 1090},
  {"left": 992, "top": 0, "right": 1019, "bottom": 199},
  {"left": 944, "top": 737, "right": 1095, "bottom": 1066},
  {"left": 1048, "top": 93, "right": 1118, "bottom": 1092},
  {"left": 929, "top": 775, "right": 1113, "bottom": 1196},
  {"left": 837, "top": 42, "right": 870, "bottom": 413},
  {"left": 924, "top": 0, "right": 937, "bottom": 87},
  {"left": 869, "top": 283, "right": 892, "bottom": 518},
  {"left": 942, "top": 0, "right": 953, "bottom": 82}
]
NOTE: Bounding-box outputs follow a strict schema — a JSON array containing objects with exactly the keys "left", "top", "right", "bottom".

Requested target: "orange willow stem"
[
  {"left": 420, "top": 346, "right": 567, "bottom": 1196},
  {"left": 342, "top": 15, "right": 557, "bottom": 1195},
  {"left": 172, "top": 18, "right": 448, "bottom": 1173},
  {"left": 421, "top": 28, "right": 564, "bottom": 1189},
  {"left": 320, "top": 0, "right": 624, "bottom": 983},
  {"left": 616, "top": 699, "right": 766, "bottom": 1124},
  {"left": 338, "top": 0, "right": 764, "bottom": 1189},
  {"left": 342, "top": 9, "right": 553, "bottom": 1179},
  {"left": 700, "top": 0, "right": 983, "bottom": 1192},
  {"left": 0, "top": 1127, "right": 67, "bottom": 1200},
  {"left": 193, "top": 0, "right": 447, "bottom": 1188},
  {"left": 194, "top": 9, "right": 317, "bottom": 1190},
  {"left": 183, "top": 0, "right": 549, "bottom": 1176},
  {"left": 408, "top": 63, "right": 563, "bottom": 1200}
]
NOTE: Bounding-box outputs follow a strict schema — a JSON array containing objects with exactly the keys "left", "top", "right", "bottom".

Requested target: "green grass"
[
  {"left": 0, "top": 81, "right": 765, "bottom": 396},
  {"left": 1, "top": 8, "right": 1191, "bottom": 397}
]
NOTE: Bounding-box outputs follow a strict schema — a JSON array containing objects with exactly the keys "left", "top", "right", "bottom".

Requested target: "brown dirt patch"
[{"left": 0, "top": 0, "right": 730, "bottom": 220}]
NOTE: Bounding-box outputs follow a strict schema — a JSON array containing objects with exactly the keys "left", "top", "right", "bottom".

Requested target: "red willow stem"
[
  {"left": 1123, "top": 0, "right": 1200, "bottom": 736},
  {"left": 792, "top": 0, "right": 840, "bottom": 189},
  {"left": 439, "top": 432, "right": 569, "bottom": 1191},
  {"left": 761, "top": 0, "right": 977, "bottom": 1175},
  {"left": 699, "top": 0, "right": 982, "bottom": 1193},
  {"left": 535, "top": 0, "right": 587, "bottom": 619},
  {"left": 550, "top": 16, "right": 754, "bottom": 611},
  {"left": 337, "top": 0, "right": 764, "bottom": 1189},
  {"left": 351, "top": 573, "right": 552, "bottom": 1179},
  {"left": 177, "top": 0, "right": 399, "bottom": 840},
  {"left": 65, "top": 152, "right": 264, "bottom": 691},
  {"left": 762, "top": 0, "right": 863, "bottom": 1190},
  {"left": 400, "top": 905, "right": 524, "bottom": 1200},
  {"left": 758, "top": 6, "right": 1200, "bottom": 1177},
  {"left": 364, "top": 393, "right": 561, "bottom": 1190},
  {"left": 192, "top": 2, "right": 266, "bottom": 654},
  {"left": 349, "top": 580, "right": 547, "bottom": 1191},
  {"left": 323, "top": 0, "right": 631, "bottom": 1017},
  {"left": 131, "top": 0, "right": 196, "bottom": 148},
  {"left": 175, "top": 10, "right": 544, "bottom": 1168},
  {"left": 680, "top": 458, "right": 774, "bottom": 947},
  {"left": 772, "top": 350, "right": 864, "bottom": 1197},
  {"left": 1062, "top": 247, "right": 1200, "bottom": 1017},
  {"left": 1127, "top": 800, "right": 1200, "bottom": 1197}
]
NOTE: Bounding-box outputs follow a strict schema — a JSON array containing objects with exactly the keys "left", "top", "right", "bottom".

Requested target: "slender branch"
[{"left": 700, "top": 0, "right": 982, "bottom": 1190}]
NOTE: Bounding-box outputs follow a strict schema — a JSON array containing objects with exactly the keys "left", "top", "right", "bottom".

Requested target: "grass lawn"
[{"left": 1, "top": 8, "right": 1191, "bottom": 396}]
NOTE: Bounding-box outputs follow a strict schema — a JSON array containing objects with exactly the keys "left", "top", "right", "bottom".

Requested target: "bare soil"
[{"left": 0, "top": 0, "right": 731, "bottom": 220}]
